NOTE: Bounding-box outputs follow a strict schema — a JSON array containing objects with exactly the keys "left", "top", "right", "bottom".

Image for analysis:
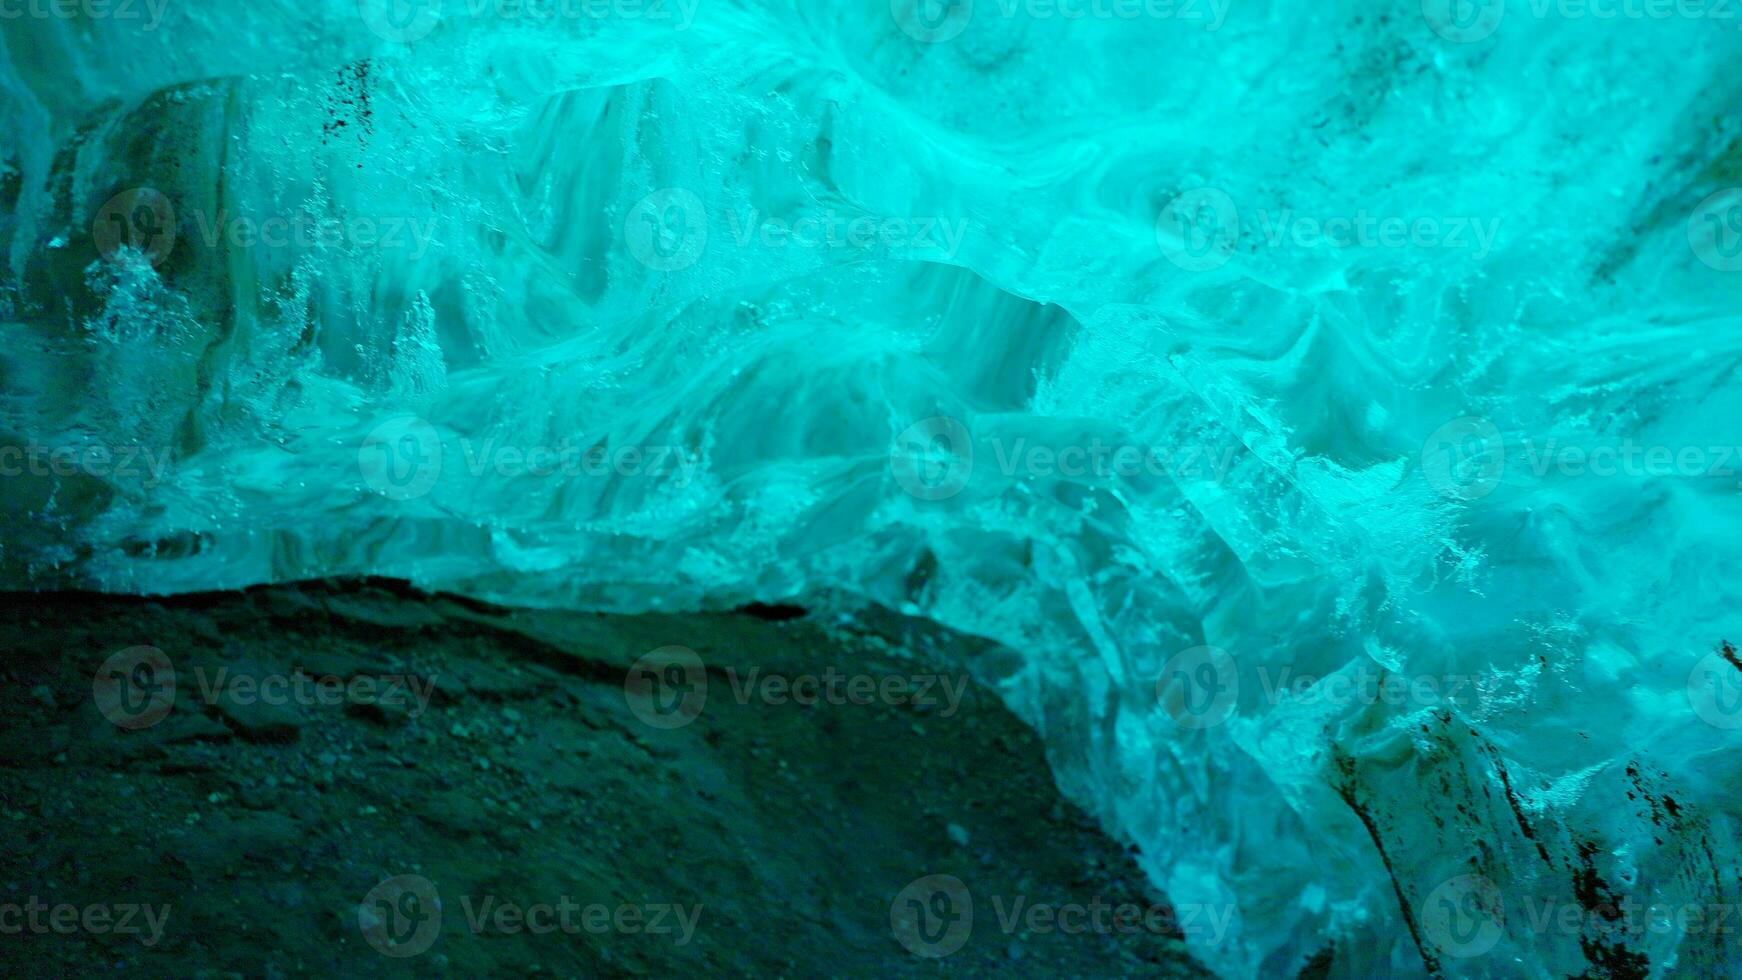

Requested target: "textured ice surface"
[{"left": 5, "top": 3, "right": 1742, "bottom": 975}]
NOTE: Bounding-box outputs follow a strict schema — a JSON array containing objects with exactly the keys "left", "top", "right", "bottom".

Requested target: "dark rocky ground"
[{"left": 0, "top": 579, "right": 1212, "bottom": 978}]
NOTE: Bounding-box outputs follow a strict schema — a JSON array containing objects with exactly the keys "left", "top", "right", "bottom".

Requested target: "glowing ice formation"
[{"left": 4, "top": 3, "right": 1742, "bottom": 976}]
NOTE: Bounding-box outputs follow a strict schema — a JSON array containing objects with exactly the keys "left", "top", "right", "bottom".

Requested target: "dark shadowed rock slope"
[{"left": 0, "top": 580, "right": 1212, "bottom": 978}]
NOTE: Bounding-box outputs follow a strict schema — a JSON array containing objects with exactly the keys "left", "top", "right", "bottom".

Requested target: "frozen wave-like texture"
[{"left": 5, "top": 3, "right": 1742, "bottom": 975}]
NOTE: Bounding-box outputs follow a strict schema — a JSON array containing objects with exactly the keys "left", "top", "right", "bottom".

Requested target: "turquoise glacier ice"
[{"left": 4, "top": 1, "right": 1742, "bottom": 975}]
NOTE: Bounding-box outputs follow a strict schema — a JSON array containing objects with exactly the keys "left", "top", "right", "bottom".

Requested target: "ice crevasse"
[{"left": 3, "top": 2, "right": 1742, "bottom": 976}]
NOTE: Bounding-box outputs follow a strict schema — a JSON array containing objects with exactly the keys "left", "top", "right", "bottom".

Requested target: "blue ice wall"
[{"left": 4, "top": 2, "right": 1742, "bottom": 975}]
